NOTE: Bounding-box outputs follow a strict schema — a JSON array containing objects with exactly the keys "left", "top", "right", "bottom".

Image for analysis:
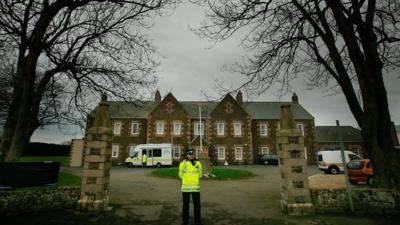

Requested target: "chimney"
[
  {"left": 155, "top": 89, "right": 161, "bottom": 103},
  {"left": 292, "top": 92, "right": 298, "bottom": 104},
  {"left": 236, "top": 90, "right": 243, "bottom": 105}
]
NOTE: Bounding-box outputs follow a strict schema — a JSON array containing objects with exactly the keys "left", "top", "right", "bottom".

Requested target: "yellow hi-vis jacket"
[
  {"left": 142, "top": 154, "right": 148, "bottom": 163},
  {"left": 179, "top": 160, "right": 202, "bottom": 192}
]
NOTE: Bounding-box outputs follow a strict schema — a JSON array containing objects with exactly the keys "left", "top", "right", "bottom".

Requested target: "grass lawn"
[
  {"left": 18, "top": 156, "right": 69, "bottom": 167},
  {"left": 13, "top": 172, "right": 81, "bottom": 191},
  {"left": 152, "top": 167, "right": 252, "bottom": 180},
  {"left": 58, "top": 172, "right": 81, "bottom": 186}
]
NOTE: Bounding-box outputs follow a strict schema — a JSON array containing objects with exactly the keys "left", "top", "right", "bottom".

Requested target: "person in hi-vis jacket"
[{"left": 179, "top": 148, "right": 202, "bottom": 225}]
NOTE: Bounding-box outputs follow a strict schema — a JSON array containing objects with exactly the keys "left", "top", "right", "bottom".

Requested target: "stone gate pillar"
[
  {"left": 78, "top": 94, "right": 112, "bottom": 212},
  {"left": 277, "top": 104, "right": 314, "bottom": 215}
]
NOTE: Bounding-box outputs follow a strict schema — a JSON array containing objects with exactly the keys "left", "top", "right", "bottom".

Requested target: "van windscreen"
[{"left": 317, "top": 155, "right": 323, "bottom": 162}]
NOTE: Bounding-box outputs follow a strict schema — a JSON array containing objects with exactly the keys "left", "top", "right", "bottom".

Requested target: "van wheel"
[
  {"left": 329, "top": 166, "right": 339, "bottom": 175},
  {"left": 128, "top": 163, "right": 133, "bottom": 168},
  {"left": 156, "top": 163, "right": 162, "bottom": 168}
]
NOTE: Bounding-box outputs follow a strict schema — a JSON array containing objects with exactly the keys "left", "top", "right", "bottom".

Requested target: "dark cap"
[{"left": 185, "top": 148, "right": 195, "bottom": 155}]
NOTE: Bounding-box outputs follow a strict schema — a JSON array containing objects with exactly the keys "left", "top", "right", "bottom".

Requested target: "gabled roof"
[
  {"left": 102, "top": 100, "right": 314, "bottom": 120},
  {"left": 316, "top": 126, "right": 363, "bottom": 143}
]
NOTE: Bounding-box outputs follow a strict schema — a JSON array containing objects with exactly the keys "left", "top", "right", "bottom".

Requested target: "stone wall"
[
  {"left": 0, "top": 187, "right": 80, "bottom": 215},
  {"left": 311, "top": 188, "right": 400, "bottom": 215}
]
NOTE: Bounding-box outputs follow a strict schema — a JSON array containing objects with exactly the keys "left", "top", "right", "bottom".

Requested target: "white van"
[
  {"left": 125, "top": 144, "right": 172, "bottom": 167},
  {"left": 316, "top": 150, "right": 362, "bottom": 174}
]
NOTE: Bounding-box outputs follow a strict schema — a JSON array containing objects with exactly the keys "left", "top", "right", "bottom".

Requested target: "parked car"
[
  {"left": 316, "top": 150, "right": 362, "bottom": 174},
  {"left": 346, "top": 159, "right": 373, "bottom": 185},
  {"left": 261, "top": 154, "right": 279, "bottom": 165}
]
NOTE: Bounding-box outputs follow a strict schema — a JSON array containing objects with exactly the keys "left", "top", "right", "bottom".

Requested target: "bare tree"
[
  {"left": 195, "top": 0, "right": 400, "bottom": 188},
  {"left": 0, "top": 0, "right": 176, "bottom": 162}
]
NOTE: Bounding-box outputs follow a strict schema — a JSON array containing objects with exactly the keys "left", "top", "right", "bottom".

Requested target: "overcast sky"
[{"left": 31, "top": 3, "right": 400, "bottom": 144}]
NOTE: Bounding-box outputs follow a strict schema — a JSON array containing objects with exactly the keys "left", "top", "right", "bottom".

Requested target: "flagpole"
[{"left": 199, "top": 104, "right": 202, "bottom": 154}]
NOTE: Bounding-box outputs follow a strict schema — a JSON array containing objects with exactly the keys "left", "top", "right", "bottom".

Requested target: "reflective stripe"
[
  {"left": 181, "top": 187, "right": 200, "bottom": 192},
  {"left": 183, "top": 170, "right": 200, "bottom": 174}
]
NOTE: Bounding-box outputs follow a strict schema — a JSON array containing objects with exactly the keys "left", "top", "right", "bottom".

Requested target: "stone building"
[
  {"left": 86, "top": 91, "right": 316, "bottom": 165},
  {"left": 315, "top": 125, "right": 365, "bottom": 157}
]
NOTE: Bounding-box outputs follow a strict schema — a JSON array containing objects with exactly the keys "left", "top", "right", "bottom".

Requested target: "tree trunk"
[
  {"left": 359, "top": 67, "right": 400, "bottom": 189},
  {"left": 0, "top": 51, "right": 40, "bottom": 162}
]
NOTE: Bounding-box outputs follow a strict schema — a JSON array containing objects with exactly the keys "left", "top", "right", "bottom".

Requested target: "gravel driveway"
[{"left": 100, "top": 165, "right": 389, "bottom": 225}]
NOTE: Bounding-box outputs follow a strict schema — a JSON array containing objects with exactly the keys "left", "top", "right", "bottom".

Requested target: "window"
[
  {"left": 131, "top": 122, "right": 139, "bottom": 135},
  {"left": 156, "top": 121, "right": 164, "bottom": 135},
  {"left": 174, "top": 122, "right": 182, "bottom": 136},
  {"left": 234, "top": 122, "right": 241, "bottom": 136},
  {"left": 129, "top": 145, "right": 136, "bottom": 157},
  {"left": 297, "top": 123, "right": 304, "bottom": 136},
  {"left": 235, "top": 147, "right": 243, "bottom": 160},
  {"left": 113, "top": 122, "right": 121, "bottom": 135},
  {"left": 194, "top": 122, "right": 204, "bottom": 135},
  {"left": 112, "top": 145, "right": 119, "bottom": 158},
  {"left": 195, "top": 147, "right": 200, "bottom": 158},
  {"left": 217, "top": 147, "right": 225, "bottom": 160},
  {"left": 173, "top": 146, "right": 180, "bottom": 159},
  {"left": 217, "top": 123, "right": 225, "bottom": 136},
  {"left": 261, "top": 147, "right": 270, "bottom": 155},
  {"left": 260, "top": 124, "right": 268, "bottom": 136},
  {"left": 349, "top": 154, "right": 361, "bottom": 160},
  {"left": 153, "top": 149, "right": 162, "bottom": 157}
]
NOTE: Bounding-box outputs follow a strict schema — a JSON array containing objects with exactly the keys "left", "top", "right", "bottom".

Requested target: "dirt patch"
[{"left": 308, "top": 174, "right": 346, "bottom": 189}]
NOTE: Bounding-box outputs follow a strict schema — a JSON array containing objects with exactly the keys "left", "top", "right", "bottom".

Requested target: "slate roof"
[
  {"left": 242, "top": 102, "right": 314, "bottom": 120},
  {"left": 108, "top": 101, "right": 157, "bottom": 119},
  {"left": 105, "top": 100, "right": 314, "bottom": 120},
  {"left": 316, "top": 126, "right": 363, "bottom": 143}
]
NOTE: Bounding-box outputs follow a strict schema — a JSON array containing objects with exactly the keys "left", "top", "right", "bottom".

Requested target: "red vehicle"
[{"left": 346, "top": 159, "right": 373, "bottom": 185}]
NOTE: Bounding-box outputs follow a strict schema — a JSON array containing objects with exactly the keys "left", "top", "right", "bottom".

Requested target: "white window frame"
[
  {"left": 260, "top": 124, "right": 268, "bottom": 136},
  {"left": 194, "top": 122, "right": 204, "bottom": 136},
  {"left": 112, "top": 145, "right": 119, "bottom": 158},
  {"left": 217, "top": 122, "right": 225, "bottom": 136},
  {"left": 261, "top": 147, "right": 270, "bottom": 155},
  {"left": 174, "top": 122, "right": 182, "bottom": 136},
  {"left": 131, "top": 122, "right": 139, "bottom": 135},
  {"left": 156, "top": 121, "right": 164, "bottom": 135},
  {"left": 233, "top": 122, "right": 242, "bottom": 136},
  {"left": 297, "top": 123, "right": 304, "bottom": 136},
  {"left": 217, "top": 147, "right": 225, "bottom": 160},
  {"left": 195, "top": 147, "right": 200, "bottom": 158},
  {"left": 113, "top": 122, "right": 121, "bottom": 135},
  {"left": 173, "top": 146, "right": 180, "bottom": 159},
  {"left": 235, "top": 147, "right": 243, "bottom": 160}
]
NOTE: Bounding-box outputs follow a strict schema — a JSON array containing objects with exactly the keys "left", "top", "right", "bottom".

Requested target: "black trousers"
[{"left": 182, "top": 192, "right": 201, "bottom": 225}]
